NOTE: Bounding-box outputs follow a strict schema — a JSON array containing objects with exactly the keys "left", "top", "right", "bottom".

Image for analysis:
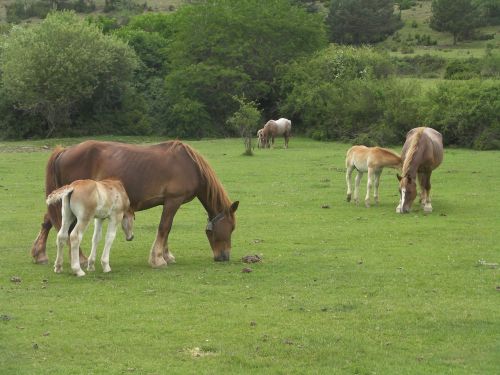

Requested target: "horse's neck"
[{"left": 196, "top": 181, "right": 224, "bottom": 219}]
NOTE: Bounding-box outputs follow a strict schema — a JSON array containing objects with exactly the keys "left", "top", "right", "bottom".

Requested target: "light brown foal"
[
  {"left": 346, "top": 146, "right": 402, "bottom": 207},
  {"left": 46, "top": 179, "right": 134, "bottom": 277}
]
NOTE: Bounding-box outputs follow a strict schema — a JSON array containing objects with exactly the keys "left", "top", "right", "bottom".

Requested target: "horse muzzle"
[
  {"left": 214, "top": 250, "right": 230, "bottom": 262},
  {"left": 126, "top": 234, "right": 134, "bottom": 241}
]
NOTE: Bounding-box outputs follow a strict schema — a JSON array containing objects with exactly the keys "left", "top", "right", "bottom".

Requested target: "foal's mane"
[
  {"left": 174, "top": 141, "right": 232, "bottom": 214},
  {"left": 402, "top": 127, "right": 426, "bottom": 176}
]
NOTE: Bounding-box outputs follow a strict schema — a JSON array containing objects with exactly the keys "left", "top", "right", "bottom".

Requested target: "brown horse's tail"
[{"left": 45, "top": 146, "right": 65, "bottom": 229}]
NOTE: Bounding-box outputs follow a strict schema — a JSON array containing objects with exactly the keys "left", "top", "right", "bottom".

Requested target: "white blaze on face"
[{"left": 400, "top": 187, "right": 406, "bottom": 213}]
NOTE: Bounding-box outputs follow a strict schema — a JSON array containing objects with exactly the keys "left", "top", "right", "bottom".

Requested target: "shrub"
[
  {"left": 444, "top": 58, "right": 482, "bottom": 80},
  {"left": 424, "top": 80, "right": 500, "bottom": 149}
]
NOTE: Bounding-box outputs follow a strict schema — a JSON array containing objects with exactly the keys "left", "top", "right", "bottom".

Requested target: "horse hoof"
[
  {"left": 87, "top": 263, "right": 95, "bottom": 272},
  {"left": 102, "top": 266, "right": 111, "bottom": 273},
  {"left": 149, "top": 257, "right": 168, "bottom": 269},
  {"left": 346, "top": 195, "right": 351, "bottom": 202},
  {"left": 34, "top": 254, "right": 49, "bottom": 265},
  {"left": 54, "top": 266, "right": 62, "bottom": 273},
  {"left": 74, "top": 269, "right": 86, "bottom": 277},
  {"left": 424, "top": 204, "right": 433, "bottom": 213},
  {"left": 164, "top": 253, "right": 176, "bottom": 264}
]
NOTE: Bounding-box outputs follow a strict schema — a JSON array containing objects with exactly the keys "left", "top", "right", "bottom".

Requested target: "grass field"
[{"left": 0, "top": 137, "right": 499, "bottom": 374}]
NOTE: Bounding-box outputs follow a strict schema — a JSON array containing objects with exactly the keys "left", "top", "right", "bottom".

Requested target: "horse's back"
[
  {"left": 53, "top": 140, "right": 198, "bottom": 210},
  {"left": 403, "top": 127, "right": 443, "bottom": 171}
]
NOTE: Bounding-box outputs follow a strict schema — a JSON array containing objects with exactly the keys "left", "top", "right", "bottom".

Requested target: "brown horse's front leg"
[
  {"left": 149, "top": 199, "right": 181, "bottom": 268},
  {"left": 31, "top": 212, "right": 52, "bottom": 264}
]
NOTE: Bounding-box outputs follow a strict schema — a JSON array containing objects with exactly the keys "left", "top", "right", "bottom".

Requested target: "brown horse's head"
[
  {"left": 205, "top": 201, "right": 239, "bottom": 261},
  {"left": 397, "top": 174, "right": 417, "bottom": 213}
]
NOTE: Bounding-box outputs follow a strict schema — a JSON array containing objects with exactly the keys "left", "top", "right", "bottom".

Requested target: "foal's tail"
[{"left": 46, "top": 185, "right": 74, "bottom": 206}]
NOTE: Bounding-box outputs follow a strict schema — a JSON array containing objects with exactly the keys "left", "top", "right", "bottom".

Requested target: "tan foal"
[{"left": 46, "top": 179, "right": 134, "bottom": 277}]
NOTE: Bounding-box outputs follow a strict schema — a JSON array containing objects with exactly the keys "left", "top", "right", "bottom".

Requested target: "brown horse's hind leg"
[
  {"left": 149, "top": 199, "right": 182, "bottom": 268},
  {"left": 31, "top": 212, "right": 52, "bottom": 264},
  {"left": 419, "top": 172, "right": 433, "bottom": 213}
]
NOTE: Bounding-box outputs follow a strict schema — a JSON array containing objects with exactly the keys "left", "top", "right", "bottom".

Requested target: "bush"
[
  {"left": 393, "top": 54, "right": 447, "bottom": 77},
  {"left": 444, "top": 58, "right": 482, "bottom": 80},
  {"left": 424, "top": 80, "right": 500, "bottom": 149}
]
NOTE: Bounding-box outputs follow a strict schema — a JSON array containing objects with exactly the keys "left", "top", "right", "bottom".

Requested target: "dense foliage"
[
  {"left": 0, "top": 11, "right": 139, "bottom": 138},
  {"left": 327, "top": 0, "right": 403, "bottom": 44},
  {"left": 0, "top": 1, "right": 498, "bottom": 149}
]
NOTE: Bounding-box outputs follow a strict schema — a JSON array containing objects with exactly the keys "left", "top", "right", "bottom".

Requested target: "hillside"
[{"left": 381, "top": 0, "right": 499, "bottom": 58}]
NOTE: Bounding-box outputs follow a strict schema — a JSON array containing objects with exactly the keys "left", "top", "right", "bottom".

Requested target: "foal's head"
[
  {"left": 121, "top": 209, "right": 135, "bottom": 241},
  {"left": 397, "top": 174, "right": 417, "bottom": 214},
  {"left": 205, "top": 201, "right": 239, "bottom": 262}
]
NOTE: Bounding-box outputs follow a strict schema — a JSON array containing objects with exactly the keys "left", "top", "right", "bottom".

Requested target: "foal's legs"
[
  {"left": 69, "top": 218, "right": 91, "bottom": 277},
  {"left": 100, "top": 215, "right": 120, "bottom": 273},
  {"left": 365, "top": 168, "right": 374, "bottom": 207},
  {"left": 373, "top": 169, "right": 383, "bottom": 206},
  {"left": 149, "top": 198, "right": 182, "bottom": 268},
  {"left": 353, "top": 171, "right": 363, "bottom": 205},
  {"left": 54, "top": 207, "right": 74, "bottom": 273},
  {"left": 346, "top": 165, "right": 355, "bottom": 202},
  {"left": 88, "top": 218, "right": 103, "bottom": 272}
]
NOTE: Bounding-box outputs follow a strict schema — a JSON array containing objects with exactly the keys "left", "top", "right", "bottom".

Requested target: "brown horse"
[
  {"left": 397, "top": 127, "right": 443, "bottom": 213},
  {"left": 345, "top": 146, "right": 401, "bottom": 207},
  {"left": 32, "top": 140, "right": 239, "bottom": 267}
]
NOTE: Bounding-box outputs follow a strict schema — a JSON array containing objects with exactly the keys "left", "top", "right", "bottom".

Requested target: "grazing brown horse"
[
  {"left": 397, "top": 127, "right": 443, "bottom": 213},
  {"left": 261, "top": 118, "right": 292, "bottom": 149},
  {"left": 345, "top": 146, "right": 402, "bottom": 207},
  {"left": 32, "top": 140, "right": 239, "bottom": 268}
]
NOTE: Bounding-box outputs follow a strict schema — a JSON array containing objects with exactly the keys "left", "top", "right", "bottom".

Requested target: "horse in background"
[
  {"left": 397, "top": 127, "right": 443, "bottom": 213},
  {"left": 32, "top": 140, "right": 239, "bottom": 268},
  {"left": 261, "top": 118, "right": 292, "bottom": 149},
  {"left": 46, "top": 179, "right": 134, "bottom": 277},
  {"left": 256, "top": 128, "right": 268, "bottom": 149},
  {"left": 345, "top": 146, "right": 402, "bottom": 207}
]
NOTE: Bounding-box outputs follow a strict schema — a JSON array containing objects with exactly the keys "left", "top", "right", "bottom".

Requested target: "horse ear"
[
  {"left": 230, "top": 201, "right": 239, "bottom": 213},
  {"left": 397, "top": 174, "right": 402, "bottom": 181}
]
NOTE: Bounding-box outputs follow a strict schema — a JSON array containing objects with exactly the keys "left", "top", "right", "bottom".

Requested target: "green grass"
[{"left": 0, "top": 137, "right": 499, "bottom": 374}]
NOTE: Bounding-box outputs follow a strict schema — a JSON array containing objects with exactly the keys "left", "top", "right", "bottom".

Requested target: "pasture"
[{"left": 0, "top": 137, "right": 499, "bottom": 374}]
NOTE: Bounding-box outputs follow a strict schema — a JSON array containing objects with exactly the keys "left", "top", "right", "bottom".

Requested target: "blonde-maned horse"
[
  {"left": 397, "top": 127, "right": 443, "bottom": 214},
  {"left": 46, "top": 179, "right": 134, "bottom": 277},
  {"left": 345, "top": 146, "right": 402, "bottom": 207},
  {"left": 261, "top": 118, "right": 292, "bottom": 148}
]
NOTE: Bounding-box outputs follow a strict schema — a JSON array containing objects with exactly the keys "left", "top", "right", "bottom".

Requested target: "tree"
[
  {"left": 431, "top": 0, "right": 479, "bottom": 44},
  {"left": 0, "top": 11, "right": 138, "bottom": 137},
  {"left": 163, "top": 0, "right": 327, "bottom": 135},
  {"left": 226, "top": 97, "right": 261, "bottom": 155},
  {"left": 327, "top": 0, "right": 403, "bottom": 44}
]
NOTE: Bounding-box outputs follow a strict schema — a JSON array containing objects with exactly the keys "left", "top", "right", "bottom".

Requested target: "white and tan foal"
[
  {"left": 345, "top": 146, "right": 402, "bottom": 207},
  {"left": 46, "top": 179, "right": 134, "bottom": 277}
]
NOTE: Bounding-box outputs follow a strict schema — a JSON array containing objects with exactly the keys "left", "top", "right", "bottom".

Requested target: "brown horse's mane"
[
  {"left": 402, "top": 127, "right": 426, "bottom": 176},
  {"left": 174, "top": 141, "right": 233, "bottom": 215}
]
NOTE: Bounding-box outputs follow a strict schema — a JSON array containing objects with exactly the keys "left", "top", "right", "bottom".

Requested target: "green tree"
[
  {"left": 226, "top": 97, "right": 262, "bottom": 155},
  {"left": 327, "top": 0, "right": 403, "bottom": 44},
  {"left": 0, "top": 11, "right": 138, "bottom": 137},
  {"left": 431, "top": 0, "right": 479, "bottom": 44},
  {"left": 164, "top": 0, "right": 326, "bottom": 135}
]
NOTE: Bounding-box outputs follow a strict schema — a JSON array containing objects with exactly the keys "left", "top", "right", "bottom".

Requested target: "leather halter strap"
[{"left": 206, "top": 211, "right": 225, "bottom": 231}]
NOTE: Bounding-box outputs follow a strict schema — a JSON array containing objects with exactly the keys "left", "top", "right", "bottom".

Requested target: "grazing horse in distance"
[
  {"left": 32, "top": 140, "right": 239, "bottom": 268},
  {"left": 261, "top": 118, "right": 292, "bottom": 149},
  {"left": 256, "top": 128, "right": 267, "bottom": 149},
  {"left": 397, "top": 127, "right": 443, "bottom": 213},
  {"left": 345, "top": 146, "right": 402, "bottom": 207},
  {"left": 46, "top": 179, "right": 134, "bottom": 277}
]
